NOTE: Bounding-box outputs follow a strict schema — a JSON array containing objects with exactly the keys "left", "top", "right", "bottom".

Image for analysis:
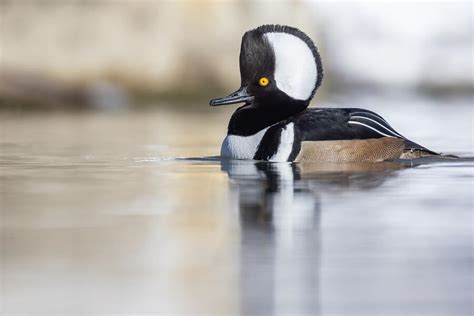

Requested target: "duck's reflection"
[{"left": 221, "top": 159, "right": 405, "bottom": 315}]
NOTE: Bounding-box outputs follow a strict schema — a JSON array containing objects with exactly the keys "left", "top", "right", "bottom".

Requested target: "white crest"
[{"left": 264, "top": 32, "right": 318, "bottom": 101}]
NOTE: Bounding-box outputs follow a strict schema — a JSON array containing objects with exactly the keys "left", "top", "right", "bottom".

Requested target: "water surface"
[{"left": 1, "top": 99, "right": 473, "bottom": 315}]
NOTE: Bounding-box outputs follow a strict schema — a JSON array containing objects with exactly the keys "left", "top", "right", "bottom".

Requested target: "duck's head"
[{"left": 210, "top": 24, "right": 323, "bottom": 113}]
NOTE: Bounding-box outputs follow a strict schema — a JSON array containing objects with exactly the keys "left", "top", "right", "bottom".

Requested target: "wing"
[
  {"left": 292, "top": 108, "right": 399, "bottom": 141},
  {"left": 292, "top": 108, "right": 438, "bottom": 159},
  {"left": 347, "top": 109, "right": 404, "bottom": 138},
  {"left": 347, "top": 109, "right": 440, "bottom": 155}
]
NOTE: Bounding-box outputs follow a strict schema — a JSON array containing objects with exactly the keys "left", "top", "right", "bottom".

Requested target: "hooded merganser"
[{"left": 210, "top": 24, "right": 439, "bottom": 162}]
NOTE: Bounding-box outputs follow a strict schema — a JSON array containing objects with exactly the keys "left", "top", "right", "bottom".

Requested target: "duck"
[{"left": 210, "top": 24, "right": 440, "bottom": 163}]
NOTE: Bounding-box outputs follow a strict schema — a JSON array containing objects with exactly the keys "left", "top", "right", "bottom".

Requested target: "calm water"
[{"left": 1, "top": 97, "right": 473, "bottom": 316}]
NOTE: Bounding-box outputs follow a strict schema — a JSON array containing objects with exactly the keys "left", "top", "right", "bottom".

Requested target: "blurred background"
[
  {"left": 1, "top": 0, "right": 472, "bottom": 110},
  {"left": 1, "top": 1, "right": 473, "bottom": 316}
]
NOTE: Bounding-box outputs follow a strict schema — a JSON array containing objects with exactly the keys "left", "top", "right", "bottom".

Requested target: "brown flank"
[{"left": 295, "top": 137, "right": 405, "bottom": 163}]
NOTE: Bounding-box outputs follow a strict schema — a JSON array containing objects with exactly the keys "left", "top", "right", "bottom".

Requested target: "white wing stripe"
[
  {"left": 351, "top": 111, "right": 386, "bottom": 122},
  {"left": 350, "top": 116, "right": 403, "bottom": 137},
  {"left": 350, "top": 111, "right": 401, "bottom": 135},
  {"left": 348, "top": 121, "right": 396, "bottom": 138}
]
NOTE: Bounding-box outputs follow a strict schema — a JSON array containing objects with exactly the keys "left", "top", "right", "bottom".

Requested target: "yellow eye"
[{"left": 258, "top": 77, "right": 269, "bottom": 87}]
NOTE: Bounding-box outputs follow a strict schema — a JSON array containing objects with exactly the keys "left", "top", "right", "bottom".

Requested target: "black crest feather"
[{"left": 239, "top": 28, "right": 275, "bottom": 85}]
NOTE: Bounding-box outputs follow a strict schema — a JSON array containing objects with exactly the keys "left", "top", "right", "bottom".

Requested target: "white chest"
[
  {"left": 220, "top": 127, "right": 269, "bottom": 159},
  {"left": 220, "top": 123, "right": 296, "bottom": 162}
]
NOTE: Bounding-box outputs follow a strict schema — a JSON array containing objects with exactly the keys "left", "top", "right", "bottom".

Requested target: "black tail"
[{"left": 402, "top": 139, "right": 458, "bottom": 159}]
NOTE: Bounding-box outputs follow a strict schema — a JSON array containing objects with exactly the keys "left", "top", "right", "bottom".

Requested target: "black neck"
[{"left": 228, "top": 98, "right": 308, "bottom": 136}]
